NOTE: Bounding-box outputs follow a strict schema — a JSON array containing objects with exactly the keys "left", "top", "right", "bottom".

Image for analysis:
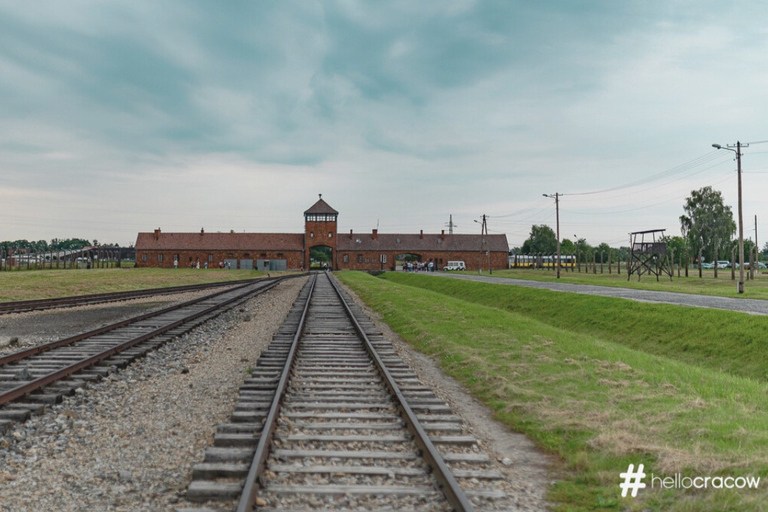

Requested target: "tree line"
[
  {"left": 0, "top": 238, "right": 125, "bottom": 255},
  {"left": 516, "top": 186, "right": 765, "bottom": 264}
]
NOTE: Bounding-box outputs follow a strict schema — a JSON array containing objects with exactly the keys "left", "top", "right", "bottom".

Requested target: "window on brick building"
[
  {"left": 343, "top": 254, "right": 349, "bottom": 263},
  {"left": 380, "top": 254, "right": 387, "bottom": 263},
  {"left": 208, "top": 254, "right": 213, "bottom": 263},
  {"left": 141, "top": 254, "right": 147, "bottom": 262},
  {"left": 357, "top": 254, "right": 363, "bottom": 263},
  {"left": 158, "top": 254, "right": 164, "bottom": 263}
]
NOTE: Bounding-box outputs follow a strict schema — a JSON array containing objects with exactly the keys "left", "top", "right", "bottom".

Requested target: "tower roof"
[{"left": 304, "top": 195, "right": 338, "bottom": 215}]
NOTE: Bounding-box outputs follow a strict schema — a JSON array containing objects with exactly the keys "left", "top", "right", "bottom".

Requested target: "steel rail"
[
  {"left": 0, "top": 278, "right": 266, "bottom": 315},
  {"left": 0, "top": 278, "right": 286, "bottom": 406},
  {"left": 236, "top": 273, "right": 318, "bottom": 512},
  {"left": 326, "top": 273, "right": 475, "bottom": 512}
]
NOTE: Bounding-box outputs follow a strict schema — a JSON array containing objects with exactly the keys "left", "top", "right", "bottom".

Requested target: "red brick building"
[{"left": 135, "top": 197, "right": 509, "bottom": 271}]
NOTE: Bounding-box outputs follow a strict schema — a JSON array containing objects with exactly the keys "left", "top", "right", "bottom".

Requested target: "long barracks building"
[{"left": 135, "top": 197, "right": 509, "bottom": 271}]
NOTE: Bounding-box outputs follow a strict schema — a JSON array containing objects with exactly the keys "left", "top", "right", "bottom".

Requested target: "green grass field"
[
  {"left": 0, "top": 268, "right": 270, "bottom": 302},
  {"left": 337, "top": 271, "right": 768, "bottom": 512}
]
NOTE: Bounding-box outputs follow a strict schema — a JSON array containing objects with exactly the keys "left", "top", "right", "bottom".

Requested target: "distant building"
[{"left": 135, "top": 197, "right": 509, "bottom": 271}]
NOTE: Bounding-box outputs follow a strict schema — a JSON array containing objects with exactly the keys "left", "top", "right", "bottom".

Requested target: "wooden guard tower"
[{"left": 627, "top": 229, "right": 673, "bottom": 281}]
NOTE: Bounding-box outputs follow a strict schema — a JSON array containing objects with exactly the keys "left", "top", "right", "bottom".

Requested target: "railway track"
[
  {"left": 0, "top": 276, "right": 292, "bottom": 433},
  {"left": 187, "top": 272, "right": 513, "bottom": 511},
  {"left": 0, "top": 278, "right": 265, "bottom": 315}
]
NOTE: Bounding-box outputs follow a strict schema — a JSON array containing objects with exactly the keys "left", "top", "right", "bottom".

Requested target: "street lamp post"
[
  {"left": 543, "top": 193, "right": 561, "bottom": 278},
  {"left": 713, "top": 142, "right": 746, "bottom": 294}
]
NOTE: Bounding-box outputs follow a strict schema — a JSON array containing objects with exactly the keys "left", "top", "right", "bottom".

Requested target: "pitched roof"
[
  {"left": 135, "top": 231, "right": 304, "bottom": 251},
  {"left": 304, "top": 197, "right": 338, "bottom": 215},
  {"left": 336, "top": 232, "right": 509, "bottom": 252}
]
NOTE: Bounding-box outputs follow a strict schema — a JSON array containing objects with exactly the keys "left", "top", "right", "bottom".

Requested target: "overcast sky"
[{"left": 2, "top": 1, "right": 768, "bottom": 249}]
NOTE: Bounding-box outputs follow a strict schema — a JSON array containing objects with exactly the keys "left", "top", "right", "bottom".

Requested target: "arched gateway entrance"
[
  {"left": 309, "top": 245, "right": 333, "bottom": 270},
  {"left": 396, "top": 253, "right": 422, "bottom": 271}
]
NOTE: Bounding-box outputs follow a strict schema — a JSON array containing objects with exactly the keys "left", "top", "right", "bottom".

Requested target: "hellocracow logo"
[{"left": 620, "top": 463, "right": 760, "bottom": 497}]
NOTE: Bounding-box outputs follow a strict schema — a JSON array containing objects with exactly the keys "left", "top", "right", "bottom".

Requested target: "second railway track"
[
  {"left": 0, "top": 276, "right": 294, "bottom": 433},
  {"left": 0, "top": 278, "right": 266, "bottom": 315},
  {"left": 187, "top": 272, "right": 514, "bottom": 512}
]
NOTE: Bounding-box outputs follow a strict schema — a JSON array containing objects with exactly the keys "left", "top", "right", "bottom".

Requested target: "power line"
[{"left": 564, "top": 151, "right": 726, "bottom": 196}]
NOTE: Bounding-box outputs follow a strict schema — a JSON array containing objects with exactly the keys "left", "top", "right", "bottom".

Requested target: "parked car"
[
  {"left": 443, "top": 260, "right": 466, "bottom": 271},
  {"left": 716, "top": 260, "right": 731, "bottom": 269},
  {"left": 701, "top": 262, "right": 714, "bottom": 269},
  {"left": 734, "top": 261, "right": 767, "bottom": 269}
]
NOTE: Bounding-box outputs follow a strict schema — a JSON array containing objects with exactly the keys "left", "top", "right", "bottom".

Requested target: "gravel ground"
[{"left": 0, "top": 275, "right": 554, "bottom": 511}]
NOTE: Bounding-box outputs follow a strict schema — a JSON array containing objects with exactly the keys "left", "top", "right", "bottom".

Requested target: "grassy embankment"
[
  {"left": 0, "top": 268, "right": 269, "bottom": 302},
  {"left": 337, "top": 271, "right": 768, "bottom": 512},
  {"left": 493, "top": 267, "right": 768, "bottom": 299}
]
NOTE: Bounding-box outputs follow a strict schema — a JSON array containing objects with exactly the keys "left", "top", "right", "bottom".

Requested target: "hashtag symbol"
[{"left": 619, "top": 463, "right": 646, "bottom": 497}]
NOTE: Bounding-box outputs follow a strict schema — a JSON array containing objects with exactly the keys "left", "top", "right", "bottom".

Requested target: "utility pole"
[
  {"left": 738, "top": 141, "right": 744, "bottom": 292},
  {"left": 476, "top": 215, "right": 491, "bottom": 274},
  {"left": 713, "top": 141, "right": 748, "bottom": 293},
  {"left": 446, "top": 215, "right": 457, "bottom": 235},
  {"left": 482, "top": 215, "right": 491, "bottom": 274},
  {"left": 543, "top": 193, "right": 561, "bottom": 278}
]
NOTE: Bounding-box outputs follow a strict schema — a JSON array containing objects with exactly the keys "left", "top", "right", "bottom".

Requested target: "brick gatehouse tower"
[{"left": 303, "top": 195, "right": 338, "bottom": 270}]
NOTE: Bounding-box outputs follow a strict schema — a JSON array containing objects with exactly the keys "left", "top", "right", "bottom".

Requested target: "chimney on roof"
[
  {"left": 154, "top": 228, "right": 161, "bottom": 240},
  {"left": 441, "top": 230, "right": 445, "bottom": 241},
  {"left": 372, "top": 229, "right": 378, "bottom": 240},
  {"left": 349, "top": 229, "right": 353, "bottom": 239},
  {"left": 420, "top": 230, "right": 423, "bottom": 239},
  {"left": 200, "top": 228, "right": 204, "bottom": 236}
]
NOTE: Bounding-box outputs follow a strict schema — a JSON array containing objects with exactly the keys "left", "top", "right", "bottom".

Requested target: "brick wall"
[{"left": 136, "top": 250, "right": 304, "bottom": 269}]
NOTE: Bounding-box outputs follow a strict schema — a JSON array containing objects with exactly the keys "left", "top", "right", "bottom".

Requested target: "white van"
[{"left": 443, "top": 261, "right": 466, "bottom": 271}]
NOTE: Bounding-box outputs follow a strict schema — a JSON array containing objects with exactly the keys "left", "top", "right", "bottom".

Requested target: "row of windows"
[
  {"left": 308, "top": 232, "right": 333, "bottom": 238},
  {"left": 305, "top": 214, "right": 337, "bottom": 222}
]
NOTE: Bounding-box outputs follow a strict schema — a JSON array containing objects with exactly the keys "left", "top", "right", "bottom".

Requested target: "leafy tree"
[
  {"left": 309, "top": 246, "right": 332, "bottom": 263},
  {"left": 573, "top": 238, "right": 593, "bottom": 262},
  {"left": 595, "top": 242, "right": 613, "bottom": 263},
  {"left": 522, "top": 225, "right": 557, "bottom": 254},
  {"left": 680, "top": 186, "right": 736, "bottom": 262},
  {"left": 559, "top": 238, "right": 575, "bottom": 255},
  {"left": 663, "top": 236, "right": 689, "bottom": 265}
]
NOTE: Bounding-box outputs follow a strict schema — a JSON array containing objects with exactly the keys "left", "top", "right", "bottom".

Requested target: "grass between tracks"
[
  {"left": 336, "top": 271, "right": 768, "bottom": 512},
  {"left": 0, "top": 268, "right": 273, "bottom": 302}
]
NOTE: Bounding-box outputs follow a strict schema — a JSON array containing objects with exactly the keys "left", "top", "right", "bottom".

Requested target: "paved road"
[{"left": 430, "top": 272, "right": 768, "bottom": 316}]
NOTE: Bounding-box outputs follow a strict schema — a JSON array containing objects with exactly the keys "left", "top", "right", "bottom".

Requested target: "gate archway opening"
[
  {"left": 395, "top": 253, "right": 422, "bottom": 271},
  {"left": 309, "top": 245, "right": 333, "bottom": 270}
]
